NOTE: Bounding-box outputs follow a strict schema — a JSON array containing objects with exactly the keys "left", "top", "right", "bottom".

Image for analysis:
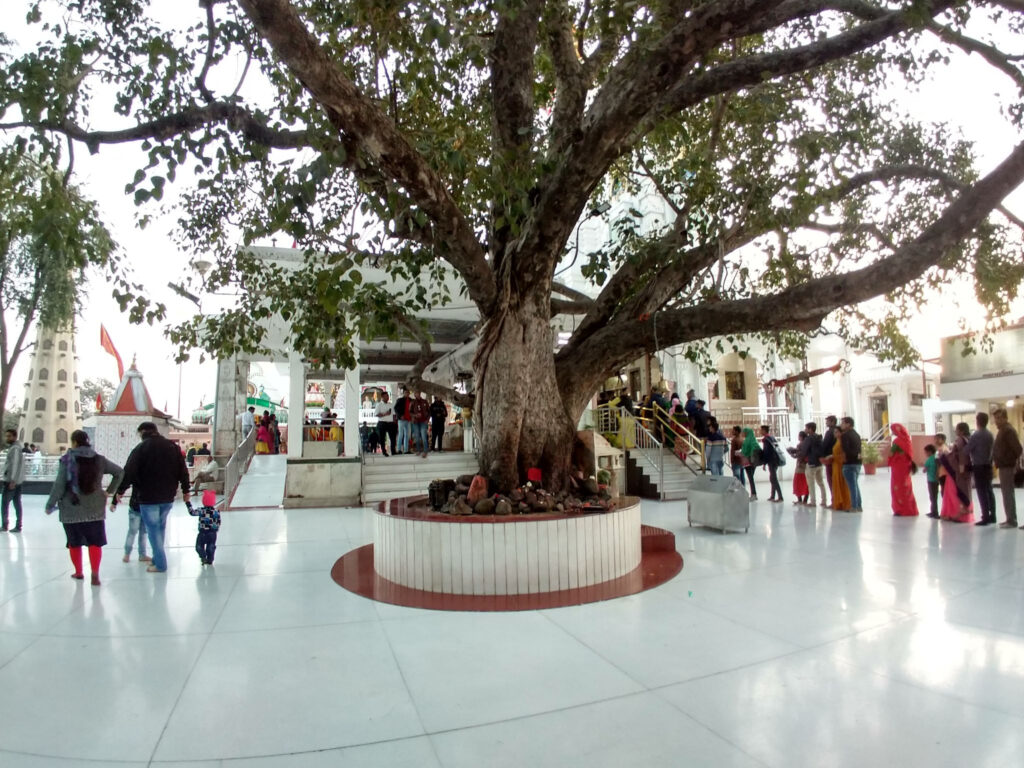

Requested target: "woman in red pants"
[{"left": 45, "top": 430, "right": 124, "bottom": 586}]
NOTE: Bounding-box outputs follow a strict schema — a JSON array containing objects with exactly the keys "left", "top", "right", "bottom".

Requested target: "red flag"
[
  {"left": 96, "top": 392, "right": 104, "bottom": 413},
  {"left": 99, "top": 324, "right": 125, "bottom": 380}
]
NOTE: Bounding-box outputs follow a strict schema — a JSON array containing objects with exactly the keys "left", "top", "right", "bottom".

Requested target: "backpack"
[
  {"left": 770, "top": 438, "right": 787, "bottom": 467},
  {"left": 750, "top": 446, "right": 763, "bottom": 466}
]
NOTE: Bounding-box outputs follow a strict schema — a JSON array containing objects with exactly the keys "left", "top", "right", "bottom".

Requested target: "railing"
[
  {"left": 594, "top": 403, "right": 705, "bottom": 499},
  {"left": 0, "top": 451, "right": 60, "bottom": 482},
  {"left": 711, "top": 406, "right": 793, "bottom": 442},
  {"left": 223, "top": 428, "right": 257, "bottom": 509},
  {"left": 643, "top": 404, "right": 705, "bottom": 475},
  {"left": 867, "top": 424, "right": 892, "bottom": 443}
]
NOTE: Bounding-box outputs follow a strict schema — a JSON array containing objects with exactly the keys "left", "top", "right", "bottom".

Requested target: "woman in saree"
[
  {"left": 831, "top": 427, "right": 851, "bottom": 511},
  {"left": 888, "top": 423, "right": 920, "bottom": 516},
  {"left": 940, "top": 422, "right": 974, "bottom": 523},
  {"left": 609, "top": 393, "right": 637, "bottom": 449},
  {"left": 739, "top": 427, "right": 760, "bottom": 499}
]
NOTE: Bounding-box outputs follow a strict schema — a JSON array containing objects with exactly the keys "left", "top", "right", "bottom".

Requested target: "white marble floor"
[
  {"left": 1, "top": 471, "right": 1023, "bottom": 767},
  {"left": 230, "top": 454, "right": 287, "bottom": 508}
]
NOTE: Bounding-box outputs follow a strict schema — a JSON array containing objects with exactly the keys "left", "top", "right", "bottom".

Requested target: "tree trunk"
[{"left": 475, "top": 295, "right": 578, "bottom": 494}]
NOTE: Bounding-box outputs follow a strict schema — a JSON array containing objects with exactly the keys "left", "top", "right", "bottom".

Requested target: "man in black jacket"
[
  {"left": 820, "top": 415, "right": 838, "bottom": 505},
  {"left": 115, "top": 422, "right": 190, "bottom": 573}
]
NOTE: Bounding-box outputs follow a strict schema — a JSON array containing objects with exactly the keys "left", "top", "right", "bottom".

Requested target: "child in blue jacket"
[{"left": 187, "top": 490, "right": 221, "bottom": 565}]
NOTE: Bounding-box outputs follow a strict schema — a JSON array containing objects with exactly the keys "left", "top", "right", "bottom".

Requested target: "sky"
[{"left": 3, "top": 4, "right": 1022, "bottom": 420}]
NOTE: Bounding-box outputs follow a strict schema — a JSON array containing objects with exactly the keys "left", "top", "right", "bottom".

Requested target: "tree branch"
[
  {"left": 1, "top": 103, "right": 312, "bottom": 152},
  {"left": 562, "top": 137, "right": 1024, "bottom": 384},
  {"left": 236, "top": 0, "right": 496, "bottom": 313},
  {"left": 544, "top": 0, "right": 588, "bottom": 156}
]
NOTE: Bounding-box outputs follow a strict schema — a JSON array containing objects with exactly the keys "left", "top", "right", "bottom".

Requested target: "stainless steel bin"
[{"left": 687, "top": 475, "right": 749, "bottom": 533}]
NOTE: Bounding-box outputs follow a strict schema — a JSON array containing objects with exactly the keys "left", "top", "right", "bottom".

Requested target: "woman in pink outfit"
[
  {"left": 888, "top": 424, "right": 919, "bottom": 516},
  {"left": 939, "top": 422, "right": 974, "bottom": 523}
]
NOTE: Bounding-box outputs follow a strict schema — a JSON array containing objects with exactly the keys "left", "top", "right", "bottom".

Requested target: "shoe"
[
  {"left": 139, "top": 556, "right": 152, "bottom": 562},
  {"left": 146, "top": 565, "right": 166, "bottom": 573},
  {"left": 11, "top": 527, "right": 21, "bottom": 533},
  {"left": 850, "top": 507, "right": 862, "bottom": 512},
  {"left": 0, "top": 526, "right": 7, "bottom": 532},
  {"left": 381, "top": 452, "right": 389, "bottom": 457},
  {"left": 421, "top": 452, "right": 428, "bottom": 458},
  {"left": 122, "top": 554, "right": 131, "bottom": 563},
  {"left": 999, "top": 521, "right": 1017, "bottom": 528},
  {"left": 91, "top": 574, "right": 101, "bottom": 586},
  {"left": 974, "top": 520, "right": 991, "bottom": 527}
]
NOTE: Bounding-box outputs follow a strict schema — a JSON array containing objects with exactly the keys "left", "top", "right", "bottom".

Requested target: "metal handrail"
[
  {"left": 223, "top": 428, "right": 257, "bottom": 509},
  {"left": 629, "top": 412, "right": 666, "bottom": 500},
  {"left": 867, "top": 424, "right": 892, "bottom": 443},
  {"left": 646, "top": 404, "right": 706, "bottom": 475}
]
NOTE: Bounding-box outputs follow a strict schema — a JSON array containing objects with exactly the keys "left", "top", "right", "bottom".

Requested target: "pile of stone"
[{"left": 435, "top": 474, "right": 615, "bottom": 516}]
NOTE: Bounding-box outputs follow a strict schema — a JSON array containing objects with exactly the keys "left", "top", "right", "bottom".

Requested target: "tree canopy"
[
  {"left": 3, "top": 0, "right": 1023, "bottom": 489},
  {"left": 0, "top": 147, "right": 116, "bottom": 431}
]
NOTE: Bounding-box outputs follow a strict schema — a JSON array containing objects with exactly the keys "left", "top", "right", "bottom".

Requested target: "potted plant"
[{"left": 861, "top": 442, "right": 881, "bottom": 475}]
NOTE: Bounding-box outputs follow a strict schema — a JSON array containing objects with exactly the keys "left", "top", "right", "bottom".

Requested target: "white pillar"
[
  {"left": 344, "top": 338, "right": 361, "bottom": 457},
  {"left": 288, "top": 354, "right": 305, "bottom": 458}
]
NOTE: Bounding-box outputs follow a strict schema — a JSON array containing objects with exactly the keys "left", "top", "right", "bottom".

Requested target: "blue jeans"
[
  {"left": 709, "top": 459, "right": 724, "bottom": 476},
  {"left": 139, "top": 503, "right": 173, "bottom": 571},
  {"left": 124, "top": 510, "right": 148, "bottom": 557},
  {"left": 196, "top": 530, "right": 217, "bottom": 563},
  {"left": 731, "top": 463, "right": 743, "bottom": 480},
  {"left": 397, "top": 420, "right": 411, "bottom": 453},
  {"left": 842, "top": 464, "right": 862, "bottom": 510},
  {"left": 411, "top": 422, "right": 428, "bottom": 453}
]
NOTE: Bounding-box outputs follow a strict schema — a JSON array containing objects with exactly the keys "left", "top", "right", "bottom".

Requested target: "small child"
[
  {"left": 924, "top": 444, "right": 939, "bottom": 519},
  {"left": 187, "top": 490, "right": 221, "bottom": 565},
  {"left": 121, "top": 490, "right": 152, "bottom": 563}
]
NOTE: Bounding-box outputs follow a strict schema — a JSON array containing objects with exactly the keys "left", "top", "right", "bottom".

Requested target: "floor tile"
[
  {"left": 381, "top": 611, "right": 644, "bottom": 732},
  {"left": 430, "top": 692, "right": 765, "bottom": 768},
  {"left": 659, "top": 650, "right": 1024, "bottom": 768},
  {"left": 0, "top": 634, "right": 206, "bottom": 761},
  {"left": 154, "top": 623, "right": 424, "bottom": 761},
  {"left": 214, "top": 570, "right": 379, "bottom": 633}
]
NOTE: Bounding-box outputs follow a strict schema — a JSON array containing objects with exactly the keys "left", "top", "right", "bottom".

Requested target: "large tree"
[
  {"left": 0, "top": 147, "right": 116, "bottom": 433},
  {"left": 3, "top": 1, "right": 1023, "bottom": 492}
]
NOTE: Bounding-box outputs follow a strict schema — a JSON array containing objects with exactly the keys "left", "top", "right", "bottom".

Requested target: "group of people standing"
[
  {"left": 36, "top": 422, "right": 207, "bottom": 585},
  {"left": 372, "top": 388, "right": 449, "bottom": 457},
  {"left": 727, "top": 416, "right": 865, "bottom": 510},
  {"left": 920, "top": 409, "right": 1022, "bottom": 527}
]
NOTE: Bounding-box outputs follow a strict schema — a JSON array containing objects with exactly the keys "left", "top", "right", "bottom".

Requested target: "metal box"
[{"left": 687, "top": 475, "right": 749, "bottom": 533}]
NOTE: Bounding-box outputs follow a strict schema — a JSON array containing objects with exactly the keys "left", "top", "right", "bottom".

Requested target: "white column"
[
  {"left": 288, "top": 354, "right": 306, "bottom": 458},
  {"left": 344, "top": 337, "right": 361, "bottom": 457}
]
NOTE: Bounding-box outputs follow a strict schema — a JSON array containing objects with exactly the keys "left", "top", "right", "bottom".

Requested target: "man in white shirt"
[
  {"left": 374, "top": 392, "right": 397, "bottom": 456},
  {"left": 239, "top": 406, "right": 255, "bottom": 438}
]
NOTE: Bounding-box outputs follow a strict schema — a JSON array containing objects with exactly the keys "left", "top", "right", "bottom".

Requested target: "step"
[
  {"left": 362, "top": 452, "right": 480, "bottom": 503},
  {"left": 641, "top": 525, "right": 676, "bottom": 552}
]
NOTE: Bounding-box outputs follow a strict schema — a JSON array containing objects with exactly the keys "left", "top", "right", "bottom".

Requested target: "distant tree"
[
  {"left": 79, "top": 377, "right": 116, "bottom": 419},
  {"left": 3, "top": 1, "right": 1023, "bottom": 492},
  {"left": 0, "top": 149, "right": 116, "bottom": 433},
  {"left": 3, "top": 404, "right": 23, "bottom": 435}
]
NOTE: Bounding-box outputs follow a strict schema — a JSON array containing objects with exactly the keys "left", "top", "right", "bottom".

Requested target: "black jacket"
[{"left": 117, "top": 433, "right": 190, "bottom": 504}]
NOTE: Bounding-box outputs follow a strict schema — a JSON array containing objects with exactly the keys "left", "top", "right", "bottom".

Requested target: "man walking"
[
  {"left": 2, "top": 429, "right": 25, "bottom": 532},
  {"left": 801, "top": 422, "right": 827, "bottom": 506},
  {"left": 991, "top": 408, "right": 1022, "bottom": 529},
  {"left": 115, "top": 422, "right": 191, "bottom": 573},
  {"left": 839, "top": 417, "right": 863, "bottom": 512},
  {"left": 967, "top": 412, "right": 997, "bottom": 526}
]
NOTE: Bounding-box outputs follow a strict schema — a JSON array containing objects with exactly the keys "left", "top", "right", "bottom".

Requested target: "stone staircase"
[
  {"left": 361, "top": 451, "right": 481, "bottom": 504},
  {"left": 627, "top": 447, "right": 701, "bottom": 501}
]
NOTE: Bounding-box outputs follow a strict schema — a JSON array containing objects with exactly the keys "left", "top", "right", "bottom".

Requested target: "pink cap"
[{"left": 202, "top": 490, "right": 216, "bottom": 507}]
